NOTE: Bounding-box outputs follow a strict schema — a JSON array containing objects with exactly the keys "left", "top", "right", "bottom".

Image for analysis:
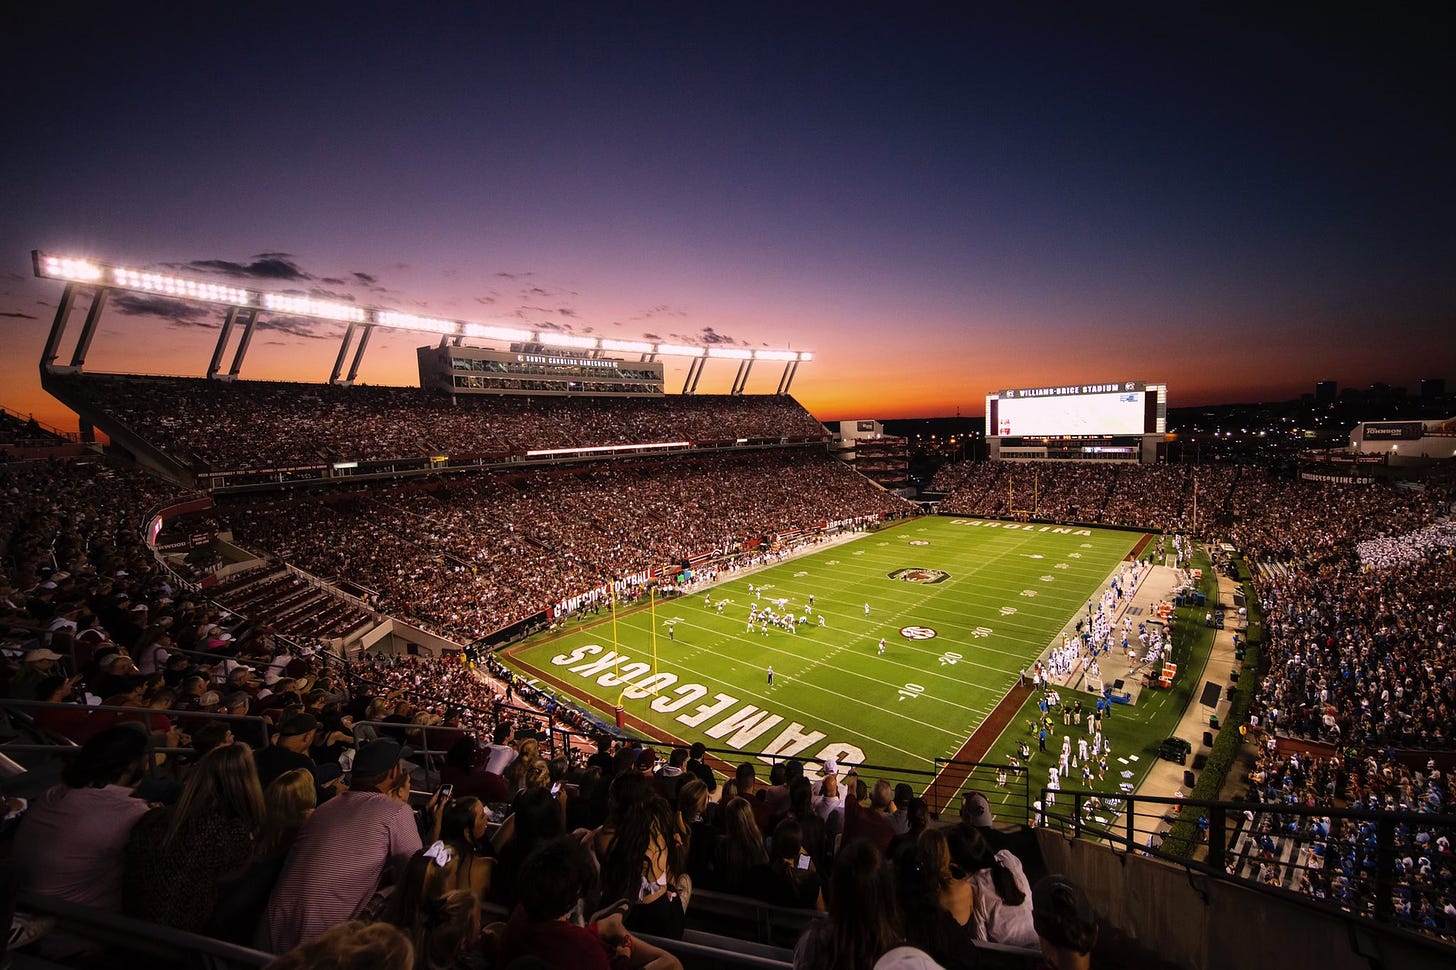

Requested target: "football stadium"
[{"left": 0, "top": 246, "right": 1451, "bottom": 970}]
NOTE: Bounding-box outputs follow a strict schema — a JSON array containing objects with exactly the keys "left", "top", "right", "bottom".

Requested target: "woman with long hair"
[
  {"left": 207, "top": 768, "right": 318, "bottom": 943},
  {"left": 490, "top": 786, "right": 564, "bottom": 905},
  {"left": 793, "top": 839, "right": 900, "bottom": 970},
  {"left": 713, "top": 796, "right": 768, "bottom": 894},
  {"left": 949, "top": 825, "right": 1037, "bottom": 948},
  {"left": 123, "top": 742, "right": 266, "bottom": 931},
  {"left": 437, "top": 796, "right": 494, "bottom": 901},
  {"left": 891, "top": 828, "right": 977, "bottom": 970},
  {"left": 384, "top": 844, "right": 481, "bottom": 970},
  {"left": 598, "top": 794, "right": 690, "bottom": 939}
]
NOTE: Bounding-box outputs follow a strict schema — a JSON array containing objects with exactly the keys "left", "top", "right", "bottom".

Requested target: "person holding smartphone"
[{"left": 749, "top": 818, "right": 825, "bottom": 912}]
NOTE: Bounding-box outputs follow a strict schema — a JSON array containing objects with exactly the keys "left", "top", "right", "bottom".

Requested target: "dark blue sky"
[{"left": 3, "top": 3, "right": 1452, "bottom": 422}]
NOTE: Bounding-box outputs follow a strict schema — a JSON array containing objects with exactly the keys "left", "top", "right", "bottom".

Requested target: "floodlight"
[
  {"left": 600, "top": 338, "right": 655, "bottom": 354},
  {"left": 797, "top": 351, "right": 814, "bottom": 361},
  {"left": 38, "top": 254, "right": 103, "bottom": 283},
  {"left": 753, "top": 349, "right": 799, "bottom": 361},
  {"left": 707, "top": 347, "right": 752, "bottom": 359},
  {"left": 653, "top": 344, "right": 705, "bottom": 357},
  {"left": 375, "top": 310, "right": 459, "bottom": 335},
  {"left": 113, "top": 268, "right": 253, "bottom": 306},
  {"left": 262, "top": 293, "right": 367, "bottom": 323},
  {"left": 536, "top": 332, "right": 598, "bottom": 350},
  {"left": 466, "top": 323, "right": 535, "bottom": 342}
]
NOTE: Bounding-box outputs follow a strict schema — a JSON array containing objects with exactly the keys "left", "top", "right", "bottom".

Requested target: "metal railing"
[
  {"left": 1, "top": 698, "right": 272, "bottom": 752},
  {"left": 1041, "top": 786, "right": 1456, "bottom": 947}
]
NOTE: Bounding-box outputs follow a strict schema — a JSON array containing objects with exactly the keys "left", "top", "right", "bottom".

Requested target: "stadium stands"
[
  {"left": 6, "top": 433, "right": 1456, "bottom": 962},
  {"left": 222, "top": 448, "right": 914, "bottom": 642},
  {"left": 47, "top": 373, "right": 829, "bottom": 471}
]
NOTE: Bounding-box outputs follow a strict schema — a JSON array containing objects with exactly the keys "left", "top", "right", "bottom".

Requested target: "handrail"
[
  {"left": 17, "top": 889, "right": 272, "bottom": 968},
  {"left": 1041, "top": 785, "right": 1456, "bottom": 951},
  {"left": 0, "top": 698, "right": 272, "bottom": 749}
]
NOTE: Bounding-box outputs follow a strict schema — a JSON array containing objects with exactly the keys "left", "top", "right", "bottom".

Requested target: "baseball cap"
[
  {"left": 351, "top": 738, "right": 414, "bottom": 777},
  {"left": 24, "top": 648, "right": 63, "bottom": 663},
  {"left": 962, "top": 791, "right": 993, "bottom": 827},
  {"left": 874, "top": 946, "right": 946, "bottom": 970},
  {"left": 278, "top": 712, "right": 318, "bottom": 737},
  {"left": 1032, "top": 874, "right": 1097, "bottom": 951},
  {"left": 636, "top": 747, "right": 658, "bottom": 770}
]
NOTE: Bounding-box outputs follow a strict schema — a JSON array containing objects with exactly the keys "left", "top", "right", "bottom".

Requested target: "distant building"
[
  {"left": 1314, "top": 381, "right": 1337, "bottom": 404},
  {"left": 1348, "top": 416, "right": 1456, "bottom": 464},
  {"left": 1420, "top": 378, "right": 1446, "bottom": 399}
]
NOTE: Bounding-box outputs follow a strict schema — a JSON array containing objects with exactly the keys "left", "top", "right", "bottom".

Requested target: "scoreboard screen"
[{"left": 986, "top": 382, "right": 1164, "bottom": 437}]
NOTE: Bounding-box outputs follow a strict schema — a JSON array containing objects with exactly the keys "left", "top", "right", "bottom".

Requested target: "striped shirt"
[{"left": 262, "top": 789, "right": 421, "bottom": 953}]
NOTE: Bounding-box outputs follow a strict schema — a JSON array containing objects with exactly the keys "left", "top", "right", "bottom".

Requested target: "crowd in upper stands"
[
  {"left": 223, "top": 449, "right": 915, "bottom": 642},
  {"left": 50, "top": 374, "right": 829, "bottom": 470}
]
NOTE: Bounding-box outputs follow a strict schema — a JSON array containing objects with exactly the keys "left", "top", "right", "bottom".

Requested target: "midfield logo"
[
  {"left": 900, "top": 626, "right": 938, "bottom": 640},
  {"left": 888, "top": 567, "right": 950, "bottom": 584}
]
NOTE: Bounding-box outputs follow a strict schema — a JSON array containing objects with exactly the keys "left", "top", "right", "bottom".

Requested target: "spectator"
[
  {"left": 753, "top": 818, "right": 825, "bottom": 911},
  {"left": 208, "top": 767, "right": 318, "bottom": 944},
  {"left": 123, "top": 742, "right": 265, "bottom": 931},
  {"left": 262, "top": 738, "right": 429, "bottom": 953},
  {"left": 714, "top": 796, "right": 770, "bottom": 896},
  {"left": 264, "top": 921, "right": 414, "bottom": 970},
  {"left": 437, "top": 796, "right": 495, "bottom": 902},
  {"left": 891, "top": 829, "right": 976, "bottom": 970},
  {"left": 12, "top": 724, "right": 151, "bottom": 910},
  {"left": 490, "top": 786, "right": 562, "bottom": 907},
  {"left": 439, "top": 736, "right": 508, "bottom": 803},
  {"left": 793, "top": 839, "right": 900, "bottom": 970},
  {"left": 495, "top": 835, "right": 682, "bottom": 970},
  {"left": 598, "top": 790, "right": 690, "bottom": 938},
  {"left": 383, "top": 843, "right": 480, "bottom": 970},
  {"left": 1032, "top": 874, "right": 1098, "bottom": 970},
  {"left": 483, "top": 722, "right": 518, "bottom": 775},
  {"left": 686, "top": 742, "right": 716, "bottom": 793},
  {"left": 951, "top": 826, "right": 1037, "bottom": 948},
  {"left": 255, "top": 711, "right": 319, "bottom": 789},
  {"left": 843, "top": 771, "right": 896, "bottom": 855}
]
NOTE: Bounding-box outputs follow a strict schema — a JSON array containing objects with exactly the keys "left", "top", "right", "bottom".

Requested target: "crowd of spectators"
[
  {"left": 223, "top": 449, "right": 915, "bottom": 642},
  {"left": 51, "top": 374, "right": 829, "bottom": 471}
]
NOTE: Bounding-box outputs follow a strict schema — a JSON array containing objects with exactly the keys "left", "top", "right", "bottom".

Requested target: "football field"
[{"left": 504, "top": 516, "right": 1146, "bottom": 776}]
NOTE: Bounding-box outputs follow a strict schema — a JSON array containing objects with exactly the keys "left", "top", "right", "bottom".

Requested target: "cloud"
[
  {"left": 474, "top": 295, "right": 497, "bottom": 306},
  {"left": 255, "top": 316, "right": 337, "bottom": 340},
  {"left": 698, "top": 326, "right": 745, "bottom": 346},
  {"left": 110, "top": 293, "right": 218, "bottom": 329},
  {"left": 641, "top": 331, "right": 662, "bottom": 341},
  {"left": 320, "top": 277, "right": 347, "bottom": 285},
  {"left": 175, "top": 253, "right": 314, "bottom": 281},
  {"left": 629, "top": 304, "right": 688, "bottom": 322},
  {"left": 0, "top": 310, "right": 38, "bottom": 320},
  {"left": 495, "top": 271, "right": 534, "bottom": 280},
  {"left": 352, "top": 271, "right": 378, "bottom": 286}
]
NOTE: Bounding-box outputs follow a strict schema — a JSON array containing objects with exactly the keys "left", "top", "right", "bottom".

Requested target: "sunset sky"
[{"left": 3, "top": 4, "right": 1453, "bottom": 430}]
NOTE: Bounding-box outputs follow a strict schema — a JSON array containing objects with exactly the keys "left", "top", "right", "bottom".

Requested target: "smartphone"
[
  {"left": 797, "top": 852, "right": 811, "bottom": 870},
  {"left": 438, "top": 784, "right": 454, "bottom": 800},
  {"left": 550, "top": 781, "right": 562, "bottom": 795}
]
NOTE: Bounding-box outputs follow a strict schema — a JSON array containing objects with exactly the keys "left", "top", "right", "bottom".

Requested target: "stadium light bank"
[{"left": 32, "top": 251, "right": 813, "bottom": 385}]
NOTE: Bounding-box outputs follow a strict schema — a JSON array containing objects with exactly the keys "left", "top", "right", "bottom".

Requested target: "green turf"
[{"left": 504, "top": 516, "right": 1144, "bottom": 779}]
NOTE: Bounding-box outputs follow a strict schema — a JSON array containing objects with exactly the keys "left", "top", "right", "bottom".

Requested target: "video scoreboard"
[
  {"left": 985, "top": 382, "right": 1167, "bottom": 462},
  {"left": 986, "top": 382, "right": 1166, "bottom": 438}
]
